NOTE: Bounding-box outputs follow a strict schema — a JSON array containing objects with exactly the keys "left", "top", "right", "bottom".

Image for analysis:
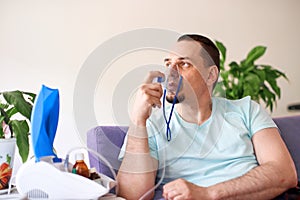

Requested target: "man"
[{"left": 117, "top": 34, "right": 297, "bottom": 200}]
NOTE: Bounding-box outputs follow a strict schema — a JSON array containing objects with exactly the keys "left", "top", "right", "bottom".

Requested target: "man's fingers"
[{"left": 144, "top": 71, "right": 165, "bottom": 84}]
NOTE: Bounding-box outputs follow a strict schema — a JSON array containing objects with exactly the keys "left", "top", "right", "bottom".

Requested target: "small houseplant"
[
  {"left": 214, "top": 41, "right": 288, "bottom": 112},
  {"left": 0, "top": 90, "right": 36, "bottom": 163}
]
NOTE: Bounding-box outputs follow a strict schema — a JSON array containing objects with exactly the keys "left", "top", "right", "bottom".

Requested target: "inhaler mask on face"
[
  {"left": 157, "top": 67, "right": 182, "bottom": 96},
  {"left": 157, "top": 67, "right": 183, "bottom": 142}
]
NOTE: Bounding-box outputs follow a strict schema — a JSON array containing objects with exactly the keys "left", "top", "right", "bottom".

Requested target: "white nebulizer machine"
[{"left": 15, "top": 85, "right": 116, "bottom": 200}]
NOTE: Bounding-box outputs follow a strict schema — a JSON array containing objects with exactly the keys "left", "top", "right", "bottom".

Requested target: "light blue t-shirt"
[{"left": 119, "top": 96, "right": 277, "bottom": 187}]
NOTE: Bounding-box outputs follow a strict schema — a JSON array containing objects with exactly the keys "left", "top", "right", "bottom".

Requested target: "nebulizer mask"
[{"left": 157, "top": 65, "right": 183, "bottom": 141}]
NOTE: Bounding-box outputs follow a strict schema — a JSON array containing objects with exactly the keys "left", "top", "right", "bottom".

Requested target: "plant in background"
[
  {"left": 214, "top": 41, "right": 288, "bottom": 112},
  {"left": 0, "top": 91, "right": 36, "bottom": 163}
]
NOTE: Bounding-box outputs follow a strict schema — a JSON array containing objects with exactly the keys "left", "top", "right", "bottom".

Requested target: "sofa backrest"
[{"left": 87, "top": 115, "right": 300, "bottom": 182}]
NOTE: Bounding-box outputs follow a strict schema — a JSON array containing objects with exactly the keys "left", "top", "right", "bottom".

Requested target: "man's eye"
[
  {"left": 180, "top": 62, "right": 191, "bottom": 68},
  {"left": 165, "top": 62, "right": 172, "bottom": 68}
]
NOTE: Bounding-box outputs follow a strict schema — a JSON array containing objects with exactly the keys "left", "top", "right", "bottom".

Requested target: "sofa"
[{"left": 87, "top": 115, "right": 300, "bottom": 199}]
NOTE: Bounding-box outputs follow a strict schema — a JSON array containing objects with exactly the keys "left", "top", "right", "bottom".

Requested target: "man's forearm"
[
  {"left": 117, "top": 125, "right": 158, "bottom": 199},
  {"left": 208, "top": 162, "right": 297, "bottom": 200}
]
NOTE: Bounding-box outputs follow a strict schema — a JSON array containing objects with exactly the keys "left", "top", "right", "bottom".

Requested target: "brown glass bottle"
[{"left": 72, "top": 153, "right": 90, "bottom": 178}]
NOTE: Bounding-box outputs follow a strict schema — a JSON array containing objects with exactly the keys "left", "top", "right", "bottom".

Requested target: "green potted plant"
[
  {"left": 214, "top": 41, "right": 288, "bottom": 112},
  {"left": 0, "top": 90, "right": 36, "bottom": 163}
]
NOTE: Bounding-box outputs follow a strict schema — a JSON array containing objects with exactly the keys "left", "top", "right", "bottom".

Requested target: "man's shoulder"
[
  {"left": 213, "top": 96, "right": 253, "bottom": 109},
  {"left": 214, "top": 96, "right": 252, "bottom": 104},
  {"left": 213, "top": 96, "right": 259, "bottom": 116}
]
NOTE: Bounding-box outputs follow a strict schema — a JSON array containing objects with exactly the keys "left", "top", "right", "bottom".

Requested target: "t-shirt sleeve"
[{"left": 248, "top": 100, "right": 277, "bottom": 137}]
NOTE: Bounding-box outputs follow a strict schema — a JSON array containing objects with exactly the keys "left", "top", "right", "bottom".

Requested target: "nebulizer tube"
[{"left": 139, "top": 67, "right": 183, "bottom": 200}]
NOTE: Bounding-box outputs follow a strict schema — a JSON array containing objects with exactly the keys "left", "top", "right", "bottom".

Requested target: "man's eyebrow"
[{"left": 164, "top": 57, "right": 191, "bottom": 62}]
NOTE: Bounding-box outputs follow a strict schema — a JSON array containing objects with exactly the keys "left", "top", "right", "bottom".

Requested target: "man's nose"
[
  {"left": 167, "top": 65, "right": 180, "bottom": 78},
  {"left": 168, "top": 62, "right": 179, "bottom": 71}
]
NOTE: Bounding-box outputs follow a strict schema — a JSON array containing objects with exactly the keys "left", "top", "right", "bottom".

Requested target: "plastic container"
[{"left": 72, "top": 153, "right": 90, "bottom": 178}]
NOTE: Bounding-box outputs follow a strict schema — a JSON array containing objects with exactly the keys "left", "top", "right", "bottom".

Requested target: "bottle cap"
[{"left": 75, "top": 153, "right": 84, "bottom": 161}]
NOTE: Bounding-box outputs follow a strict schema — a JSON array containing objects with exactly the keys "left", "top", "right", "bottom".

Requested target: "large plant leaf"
[
  {"left": 0, "top": 103, "right": 9, "bottom": 110},
  {"left": 215, "top": 41, "right": 226, "bottom": 70},
  {"left": 3, "top": 91, "right": 32, "bottom": 120},
  {"left": 6, "top": 107, "right": 18, "bottom": 119},
  {"left": 244, "top": 46, "right": 266, "bottom": 66},
  {"left": 254, "top": 69, "right": 266, "bottom": 82},
  {"left": 23, "top": 92, "right": 36, "bottom": 105},
  {"left": 243, "top": 73, "right": 261, "bottom": 99},
  {"left": 262, "top": 85, "right": 276, "bottom": 112},
  {"left": 10, "top": 120, "right": 29, "bottom": 163},
  {"left": 228, "top": 61, "right": 240, "bottom": 77}
]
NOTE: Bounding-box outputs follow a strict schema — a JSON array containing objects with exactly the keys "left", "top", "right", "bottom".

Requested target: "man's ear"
[{"left": 207, "top": 65, "right": 219, "bottom": 86}]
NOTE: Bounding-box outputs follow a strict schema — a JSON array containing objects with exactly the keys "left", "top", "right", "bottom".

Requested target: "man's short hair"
[{"left": 177, "top": 34, "right": 220, "bottom": 73}]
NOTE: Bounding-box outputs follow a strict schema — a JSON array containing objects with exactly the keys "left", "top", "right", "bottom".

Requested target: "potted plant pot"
[{"left": 0, "top": 137, "right": 16, "bottom": 190}]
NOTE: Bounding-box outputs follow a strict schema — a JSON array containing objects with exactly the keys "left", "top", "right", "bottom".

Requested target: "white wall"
[{"left": 1, "top": 0, "right": 300, "bottom": 161}]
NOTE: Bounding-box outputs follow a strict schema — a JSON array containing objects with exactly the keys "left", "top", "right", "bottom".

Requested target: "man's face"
[{"left": 163, "top": 40, "right": 211, "bottom": 104}]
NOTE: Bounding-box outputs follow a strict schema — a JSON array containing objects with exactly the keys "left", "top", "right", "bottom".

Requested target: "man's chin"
[{"left": 166, "top": 94, "right": 184, "bottom": 104}]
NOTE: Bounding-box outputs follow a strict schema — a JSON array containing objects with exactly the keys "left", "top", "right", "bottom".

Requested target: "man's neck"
[{"left": 176, "top": 97, "right": 212, "bottom": 125}]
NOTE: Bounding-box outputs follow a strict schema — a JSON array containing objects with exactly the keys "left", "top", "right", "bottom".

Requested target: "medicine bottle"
[{"left": 72, "top": 153, "right": 90, "bottom": 178}]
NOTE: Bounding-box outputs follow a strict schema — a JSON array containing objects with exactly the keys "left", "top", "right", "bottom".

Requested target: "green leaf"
[
  {"left": 263, "top": 85, "right": 276, "bottom": 112},
  {"left": 228, "top": 61, "right": 240, "bottom": 77},
  {"left": 3, "top": 91, "right": 33, "bottom": 120},
  {"left": 243, "top": 73, "right": 261, "bottom": 98},
  {"left": 215, "top": 40, "right": 227, "bottom": 70},
  {"left": 265, "top": 78, "right": 281, "bottom": 98},
  {"left": 6, "top": 154, "right": 11, "bottom": 165},
  {"left": 0, "top": 103, "right": 9, "bottom": 110},
  {"left": 0, "top": 115, "right": 5, "bottom": 123},
  {"left": 23, "top": 92, "right": 36, "bottom": 104},
  {"left": 244, "top": 65, "right": 256, "bottom": 74},
  {"left": 10, "top": 120, "right": 29, "bottom": 163},
  {"left": 6, "top": 107, "right": 18, "bottom": 119},
  {"left": 244, "top": 46, "right": 266, "bottom": 66},
  {"left": 274, "top": 68, "right": 288, "bottom": 81},
  {"left": 254, "top": 69, "right": 266, "bottom": 82}
]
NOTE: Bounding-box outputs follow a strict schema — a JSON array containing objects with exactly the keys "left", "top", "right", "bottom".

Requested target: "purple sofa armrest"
[
  {"left": 273, "top": 115, "right": 300, "bottom": 182},
  {"left": 87, "top": 126, "right": 128, "bottom": 179}
]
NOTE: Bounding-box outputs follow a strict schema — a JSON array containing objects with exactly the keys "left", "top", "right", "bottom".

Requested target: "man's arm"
[
  {"left": 117, "top": 71, "right": 164, "bottom": 200},
  {"left": 163, "top": 127, "right": 298, "bottom": 199},
  {"left": 207, "top": 127, "right": 297, "bottom": 199},
  {"left": 117, "top": 125, "right": 158, "bottom": 199}
]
